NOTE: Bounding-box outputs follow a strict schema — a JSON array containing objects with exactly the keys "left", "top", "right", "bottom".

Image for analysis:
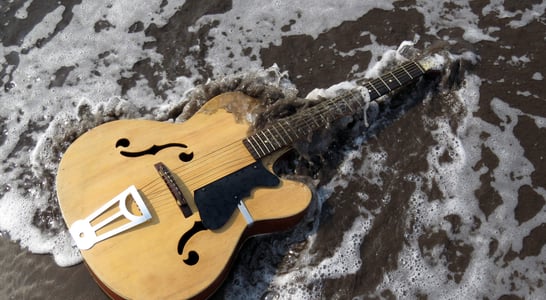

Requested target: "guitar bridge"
[
  {"left": 154, "top": 162, "right": 192, "bottom": 217},
  {"left": 69, "top": 185, "right": 152, "bottom": 250}
]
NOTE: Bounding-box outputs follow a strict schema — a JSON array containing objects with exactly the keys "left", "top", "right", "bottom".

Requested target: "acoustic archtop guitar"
[{"left": 56, "top": 55, "right": 437, "bottom": 299}]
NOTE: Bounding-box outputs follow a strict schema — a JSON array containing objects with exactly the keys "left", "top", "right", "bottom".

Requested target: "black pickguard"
[{"left": 194, "top": 161, "right": 280, "bottom": 230}]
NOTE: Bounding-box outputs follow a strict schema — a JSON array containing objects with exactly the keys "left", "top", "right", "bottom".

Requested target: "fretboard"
[{"left": 243, "top": 60, "right": 427, "bottom": 160}]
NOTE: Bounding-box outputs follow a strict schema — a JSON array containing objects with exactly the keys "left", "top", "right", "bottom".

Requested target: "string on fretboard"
[
  {"left": 243, "top": 60, "right": 426, "bottom": 160},
  {"left": 362, "top": 60, "right": 425, "bottom": 99}
]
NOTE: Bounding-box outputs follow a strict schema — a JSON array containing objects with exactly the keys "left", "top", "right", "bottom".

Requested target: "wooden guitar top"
[{"left": 56, "top": 92, "right": 312, "bottom": 299}]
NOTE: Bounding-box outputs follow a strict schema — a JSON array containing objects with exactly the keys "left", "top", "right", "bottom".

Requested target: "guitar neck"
[{"left": 243, "top": 60, "right": 428, "bottom": 160}]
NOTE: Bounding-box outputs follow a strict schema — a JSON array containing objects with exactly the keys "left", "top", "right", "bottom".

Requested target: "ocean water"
[{"left": 1, "top": 0, "right": 545, "bottom": 299}]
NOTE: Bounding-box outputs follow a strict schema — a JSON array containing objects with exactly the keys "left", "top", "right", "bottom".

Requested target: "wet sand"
[{"left": 1, "top": 0, "right": 545, "bottom": 299}]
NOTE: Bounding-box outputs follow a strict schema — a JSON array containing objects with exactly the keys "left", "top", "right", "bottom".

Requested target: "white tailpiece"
[{"left": 69, "top": 185, "right": 152, "bottom": 250}]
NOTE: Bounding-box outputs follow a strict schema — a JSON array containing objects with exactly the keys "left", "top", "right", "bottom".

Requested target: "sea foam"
[{"left": 1, "top": 0, "right": 544, "bottom": 298}]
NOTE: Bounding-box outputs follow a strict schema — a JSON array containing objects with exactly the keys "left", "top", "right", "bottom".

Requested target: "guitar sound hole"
[
  {"left": 115, "top": 138, "right": 194, "bottom": 163},
  {"left": 115, "top": 138, "right": 130, "bottom": 148},
  {"left": 183, "top": 251, "right": 199, "bottom": 265},
  {"left": 178, "top": 221, "right": 206, "bottom": 266},
  {"left": 179, "top": 152, "right": 194, "bottom": 162}
]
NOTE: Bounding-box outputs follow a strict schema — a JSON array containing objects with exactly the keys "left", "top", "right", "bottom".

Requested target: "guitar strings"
[
  {"left": 142, "top": 62, "right": 424, "bottom": 211},
  {"left": 270, "top": 62, "right": 423, "bottom": 142},
  {"left": 235, "top": 61, "right": 424, "bottom": 161},
  {"left": 287, "top": 62, "right": 422, "bottom": 123},
  {"left": 132, "top": 61, "right": 424, "bottom": 214},
  {"left": 239, "top": 62, "right": 423, "bottom": 156},
  {"left": 139, "top": 139, "right": 251, "bottom": 212}
]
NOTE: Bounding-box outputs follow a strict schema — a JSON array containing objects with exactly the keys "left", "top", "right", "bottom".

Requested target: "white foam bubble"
[
  {"left": 373, "top": 67, "right": 546, "bottom": 299},
  {"left": 412, "top": 0, "right": 499, "bottom": 43},
  {"left": 306, "top": 81, "right": 358, "bottom": 100},
  {"left": 509, "top": 54, "right": 531, "bottom": 67},
  {"left": 270, "top": 215, "right": 372, "bottom": 299},
  {"left": 20, "top": 6, "right": 65, "bottom": 50},
  {"left": 532, "top": 72, "right": 543, "bottom": 80},
  {"left": 0, "top": 190, "right": 81, "bottom": 267},
  {"left": 14, "top": 0, "right": 33, "bottom": 20},
  {"left": 192, "top": 0, "right": 397, "bottom": 78},
  {"left": 483, "top": 0, "right": 546, "bottom": 28}
]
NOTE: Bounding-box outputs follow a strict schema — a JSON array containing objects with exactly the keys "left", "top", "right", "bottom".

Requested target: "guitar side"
[{"left": 56, "top": 92, "right": 312, "bottom": 299}]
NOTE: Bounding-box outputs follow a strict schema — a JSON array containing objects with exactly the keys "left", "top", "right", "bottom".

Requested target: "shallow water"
[{"left": 1, "top": 0, "right": 545, "bottom": 299}]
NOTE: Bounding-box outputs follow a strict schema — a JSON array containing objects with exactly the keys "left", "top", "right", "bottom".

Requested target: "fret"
[
  {"left": 389, "top": 71, "right": 402, "bottom": 85},
  {"left": 262, "top": 129, "right": 278, "bottom": 150},
  {"left": 353, "top": 89, "right": 367, "bottom": 110},
  {"left": 250, "top": 135, "right": 267, "bottom": 157},
  {"left": 291, "top": 116, "right": 302, "bottom": 132},
  {"left": 348, "top": 92, "right": 360, "bottom": 111},
  {"left": 400, "top": 64, "right": 414, "bottom": 79},
  {"left": 367, "top": 82, "right": 381, "bottom": 98},
  {"left": 414, "top": 61, "right": 425, "bottom": 73},
  {"left": 333, "top": 103, "right": 344, "bottom": 116},
  {"left": 257, "top": 131, "right": 274, "bottom": 153},
  {"left": 266, "top": 128, "right": 282, "bottom": 149},
  {"left": 295, "top": 119, "right": 307, "bottom": 137},
  {"left": 320, "top": 105, "right": 332, "bottom": 120},
  {"left": 390, "top": 72, "right": 406, "bottom": 86},
  {"left": 361, "top": 85, "right": 376, "bottom": 100},
  {"left": 272, "top": 125, "right": 289, "bottom": 145},
  {"left": 371, "top": 77, "right": 390, "bottom": 96},
  {"left": 310, "top": 114, "right": 321, "bottom": 127},
  {"left": 366, "top": 84, "right": 380, "bottom": 100},
  {"left": 342, "top": 98, "right": 353, "bottom": 114},
  {"left": 256, "top": 130, "right": 275, "bottom": 153},
  {"left": 287, "top": 119, "right": 301, "bottom": 141},
  {"left": 247, "top": 136, "right": 263, "bottom": 157},
  {"left": 393, "top": 63, "right": 421, "bottom": 85},
  {"left": 369, "top": 80, "right": 382, "bottom": 95},
  {"left": 301, "top": 116, "right": 314, "bottom": 132},
  {"left": 288, "top": 117, "right": 301, "bottom": 139},
  {"left": 341, "top": 97, "right": 355, "bottom": 113},
  {"left": 327, "top": 98, "right": 341, "bottom": 115},
  {"left": 370, "top": 79, "right": 389, "bottom": 95},
  {"left": 378, "top": 76, "right": 392, "bottom": 92},
  {"left": 383, "top": 72, "right": 400, "bottom": 90},
  {"left": 279, "top": 121, "right": 293, "bottom": 143},
  {"left": 243, "top": 138, "right": 260, "bottom": 159},
  {"left": 319, "top": 113, "right": 329, "bottom": 124},
  {"left": 335, "top": 101, "right": 346, "bottom": 115},
  {"left": 410, "top": 61, "right": 424, "bottom": 77}
]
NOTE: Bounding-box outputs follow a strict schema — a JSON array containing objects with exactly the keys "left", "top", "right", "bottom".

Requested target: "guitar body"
[{"left": 56, "top": 92, "right": 312, "bottom": 299}]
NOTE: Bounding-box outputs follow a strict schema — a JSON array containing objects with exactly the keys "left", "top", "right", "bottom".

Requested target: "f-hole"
[
  {"left": 177, "top": 221, "right": 206, "bottom": 266},
  {"left": 115, "top": 138, "right": 194, "bottom": 162}
]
